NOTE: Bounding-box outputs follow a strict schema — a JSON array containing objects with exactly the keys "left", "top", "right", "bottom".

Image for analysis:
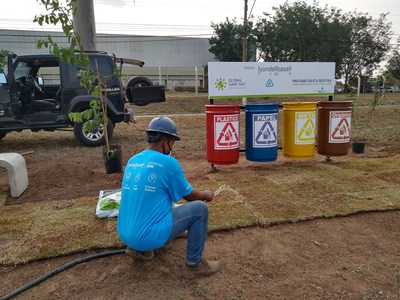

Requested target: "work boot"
[
  {"left": 183, "top": 259, "right": 221, "bottom": 279},
  {"left": 125, "top": 247, "right": 154, "bottom": 261}
]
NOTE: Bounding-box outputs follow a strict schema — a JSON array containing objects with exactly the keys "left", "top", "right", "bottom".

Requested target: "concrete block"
[{"left": 0, "top": 153, "right": 29, "bottom": 197}]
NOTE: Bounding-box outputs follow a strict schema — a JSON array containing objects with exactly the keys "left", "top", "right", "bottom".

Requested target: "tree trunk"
[{"left": 73, "top": 0, "right": 97, "bottom": 51}]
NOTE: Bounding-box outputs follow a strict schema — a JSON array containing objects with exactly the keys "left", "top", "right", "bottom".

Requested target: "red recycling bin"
[{"left": 206, "top": 104, "right": 241, "bottom": 164}]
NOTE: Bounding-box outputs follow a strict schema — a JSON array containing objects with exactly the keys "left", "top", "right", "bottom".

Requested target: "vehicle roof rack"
[{"left": 79, "top": 50, "right": 108, "bottom": 54}]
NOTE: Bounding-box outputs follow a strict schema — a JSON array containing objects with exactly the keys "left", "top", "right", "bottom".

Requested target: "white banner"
[{"left": 208, "top": 62, "right": 335, "bottom": 98}]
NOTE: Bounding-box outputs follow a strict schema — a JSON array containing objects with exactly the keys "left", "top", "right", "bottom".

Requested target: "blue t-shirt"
[{"left": 117, "top": 149, "right": 193, "bottom": 251}]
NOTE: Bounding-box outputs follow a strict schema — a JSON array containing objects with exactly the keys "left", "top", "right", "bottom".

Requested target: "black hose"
[{"left": 0, "top": 249, "right": 125, "bottom": 300}]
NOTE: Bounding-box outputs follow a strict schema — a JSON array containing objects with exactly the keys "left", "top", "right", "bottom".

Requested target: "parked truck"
[{"left": 0, "top": 51, "right": 165, "bottom": 146}]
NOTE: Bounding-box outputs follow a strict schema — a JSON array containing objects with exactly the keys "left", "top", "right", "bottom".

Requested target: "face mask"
[
  {"left": 167, "top": 141, "right": 173, "bottom": 156},
  {"left": 162, "top": 140, "right": 173, "bottom": 156}
]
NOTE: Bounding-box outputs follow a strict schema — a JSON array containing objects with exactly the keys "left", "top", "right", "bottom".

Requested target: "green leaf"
[
  {"left": 99, "top": 197, "right": 120, "bottom": 210},
  {"left": 68, "top": 112, "right": 83, "bottom": 123},
  {"left": 106, "top": 149, "right": 117, "bottom": 160}
]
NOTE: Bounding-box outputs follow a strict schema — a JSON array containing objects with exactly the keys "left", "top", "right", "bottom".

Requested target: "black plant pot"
[
  {"left": 103, "top": 144, "right": 123, "bottom": 174},
  {"left": 352, "top": 141, "right": 366, "bottom": 154}
]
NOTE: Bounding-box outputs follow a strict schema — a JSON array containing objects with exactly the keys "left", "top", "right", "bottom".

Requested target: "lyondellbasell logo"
[
  {"left": 215, "top": 78, "right": 227, "bottom": 90},
  {"left": 266, "top": 79, "right": 274, "bottom": 87},
  {"left": 258, "top": 65, "right": 292, "bottom": 75}
]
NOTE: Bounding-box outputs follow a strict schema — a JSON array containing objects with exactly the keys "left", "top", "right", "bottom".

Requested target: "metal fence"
[
  {"left": 39, "top": 66, "right": 206, "bottom": 92},
  {"left": 120, "top": 66, "right": 206, "bottom": 92}
]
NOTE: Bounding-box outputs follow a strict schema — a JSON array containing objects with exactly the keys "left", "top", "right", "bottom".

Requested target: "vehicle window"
[
  {"left": 65, "top": 56, "right": 117, "bottom": 88},
  {"left": 14, "top": 61, "right": 31, "bottom": 80},
  {"left": 0, "top": 73, "right": 7, "bottom": 84},
  {"left": 66, "top": 63, "right": 80, "bottom": 84},
  {"left": 38, "top": 66, "right": 61, "bottom": 85},
  {"left": 89, "top": 57, "right": 114, "bottom": 77}
]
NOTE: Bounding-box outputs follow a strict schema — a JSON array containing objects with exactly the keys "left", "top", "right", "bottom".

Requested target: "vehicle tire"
[
  {"left": 126, "top": 76, "right": 154, "bottom": 106},
  {"left": 0, "top": 132, "right": 7, "bottom": 140},
  {"left": 73, "top": 117, "right": 114, "bottom": 147},
  {"left": 127, "top": 76, "right": 153, "bottom": 88}
]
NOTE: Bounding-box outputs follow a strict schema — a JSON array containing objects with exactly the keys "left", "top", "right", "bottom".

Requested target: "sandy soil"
[{"left": 1, "top": 210, "right": 399, "bottom": 299}]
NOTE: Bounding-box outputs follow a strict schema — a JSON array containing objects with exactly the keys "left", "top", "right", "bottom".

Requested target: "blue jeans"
[{"left": 167, "top": 200, "right": 208, "bottom": 266}]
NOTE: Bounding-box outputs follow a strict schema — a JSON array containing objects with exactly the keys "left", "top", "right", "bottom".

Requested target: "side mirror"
[
  {"left": 36, "top": 75, "right": 44, "bottom": 85},
  {"left": 0, "top": 73, "right": 7, "bottom": 84}
]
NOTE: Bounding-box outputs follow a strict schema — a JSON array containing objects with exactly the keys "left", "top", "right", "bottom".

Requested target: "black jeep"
[{"left": 0, "top": 51, "right": 164, "bottom": 146}]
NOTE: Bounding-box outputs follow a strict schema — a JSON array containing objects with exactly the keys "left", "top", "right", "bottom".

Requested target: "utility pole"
[
  {"left": 243, "top": 0, "right": 248, "bottom": 62},
  {"left": 242, "top": 0, "right": 248, "bottom": 105},
  {"left": 73, "top": 0, "right": 97, "bottom": 51}
]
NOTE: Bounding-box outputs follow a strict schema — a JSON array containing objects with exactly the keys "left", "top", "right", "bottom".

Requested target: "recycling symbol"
[{"left": 255, "top": 121, "right": 277, "bottom": 147}]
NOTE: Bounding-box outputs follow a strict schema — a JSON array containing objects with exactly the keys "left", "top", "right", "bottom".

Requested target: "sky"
[{"left": 0, "top": 0, "right": 399, "bottom": 45}]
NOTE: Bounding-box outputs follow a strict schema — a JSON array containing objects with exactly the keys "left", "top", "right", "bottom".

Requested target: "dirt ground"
[
  {"left": 1, "top": 210, "right": 399, "bottom": 299},
  {"left": 1, "top": 124, "right": 400, "bottom": 299}
]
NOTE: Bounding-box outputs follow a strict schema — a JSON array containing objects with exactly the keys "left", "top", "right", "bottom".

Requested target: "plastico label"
[{"left": 214, "top": 114, "right": 240, "bottom": 149}]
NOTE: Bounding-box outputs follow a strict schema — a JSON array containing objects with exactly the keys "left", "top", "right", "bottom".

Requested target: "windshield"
[{"left": 14, "top": 61, "right": 31, "bottom": 80}]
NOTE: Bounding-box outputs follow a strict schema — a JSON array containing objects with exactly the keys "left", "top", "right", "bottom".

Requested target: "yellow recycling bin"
[{"left": 282, "top": 102, "right": 317, "bottom": 159}]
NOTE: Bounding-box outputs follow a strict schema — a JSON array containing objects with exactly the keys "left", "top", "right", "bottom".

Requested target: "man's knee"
[{"left": 192, "top": 200, "right": 208, "bottom": 216}]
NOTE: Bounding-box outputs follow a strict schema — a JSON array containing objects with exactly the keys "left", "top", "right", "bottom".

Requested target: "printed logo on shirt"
[
  {"left": 147, "top": 161, "right": 164, "bottom": 168},
  {"left": 135, "top": 173, "right": 141, "bottom": 182},
  {"left": 145, "top": 185, "right": 156, "bottom": 192},
  {"left": 148, "top": 173, "right": 157, "bottom": 183}
]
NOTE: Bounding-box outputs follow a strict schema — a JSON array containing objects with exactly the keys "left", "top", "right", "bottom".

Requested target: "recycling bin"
[
  {"left": 206, "top": 104, "right": 241, "bottom": 164},
  {"left": 317, "top": 101, "right": 353, "bottom": 156},
  {"left": 282, "top": 102, "right": 317, "bottom": 159},
  {"left": 245, "top": 103, "right": 279, "bottom": 162}
]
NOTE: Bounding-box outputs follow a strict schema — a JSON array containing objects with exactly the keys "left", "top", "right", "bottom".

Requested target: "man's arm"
[{"left": 183, "top": 189, "right": 214, "bottom": 202}]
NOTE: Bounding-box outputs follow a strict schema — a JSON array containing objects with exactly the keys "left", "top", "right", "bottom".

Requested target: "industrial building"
[{"left": 0, "top": 29, "right": 216, "bottom": 89}]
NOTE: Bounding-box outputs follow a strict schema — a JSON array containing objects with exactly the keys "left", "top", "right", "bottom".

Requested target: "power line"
[
  {"left": 248, "top": 0, "right": 257, "bottom": 18},
  {"left": 0, "top": 31, "right": 213, "bottom": 43}
]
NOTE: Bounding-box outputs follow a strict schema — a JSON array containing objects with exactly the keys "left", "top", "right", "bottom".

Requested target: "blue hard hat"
[{"left": 146, "top": 116, "right": 181, "bottom": 141}]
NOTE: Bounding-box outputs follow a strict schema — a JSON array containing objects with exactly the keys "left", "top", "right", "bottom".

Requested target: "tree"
[
  {"left": 386, "top": 41, "right": 400, "bottom": 80},
  {"left": 222, "top": 0, "right": 392, "bottom": 89},
  {"left": 34, "top": 0, "right": 115, "bottom": 155},
  {"left": 341, "top": 12, "right": 392, "bottom": 91},
  {"left": 73, "top": 0, "right": 97, "bottom": 51},
  {"left": 0, "top": 50, "right": 8, "bottom": 72},
  {"left": 208, "top": 18, "right": 256, "bottom": 62},
  {"left": 255, "top": 1, "right": 350, "bottom": 78}
]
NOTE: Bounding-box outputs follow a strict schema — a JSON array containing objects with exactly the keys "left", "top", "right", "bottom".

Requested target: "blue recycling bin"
[{"left": 245, "top": 103, "right": 279, "bottom": 162}]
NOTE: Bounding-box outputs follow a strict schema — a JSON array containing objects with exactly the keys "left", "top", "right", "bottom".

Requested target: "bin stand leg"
[
  {"left": 325, "top": 155, "right": 332, "bottom": 162},
  {"left": 210, "top": 164, "right": 218, "bottom": 172}
]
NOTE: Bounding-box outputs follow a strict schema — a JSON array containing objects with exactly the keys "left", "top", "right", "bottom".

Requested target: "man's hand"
[
  {"left": 202, "top": 190, "right": 214, "bottom": 202},
  {"left": 184, "top": 189, "right": 214, "bottom": 202}
]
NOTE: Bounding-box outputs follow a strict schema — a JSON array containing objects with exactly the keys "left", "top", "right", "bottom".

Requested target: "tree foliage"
[
  {"left": 255, "top": 2, "right": 348, "bottom": 64},
  {"left": 341, "top": 12, "right": 392, "bottom": 89},
  {"left": 34, "top": 0, "right": 94, "bottom": 90},
  {"left": 33, "top": 0, "right": 114, "bottom": 152},
  {"left": 386, "top": 42, "right": 400, "bottom": 80},
  {"left": 0, "top": 49, "right": 9, "bottom": 72},
  {"left": 208, "top": 1, "right": 392, "bottom": 88},
  {"left": 208, "top": 18, "right": 256, "bottom": 62}
]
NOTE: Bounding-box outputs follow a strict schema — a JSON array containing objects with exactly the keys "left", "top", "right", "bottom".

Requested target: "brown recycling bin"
[{"left": 317, "top": 101, "right": 353, "bottom": 156}]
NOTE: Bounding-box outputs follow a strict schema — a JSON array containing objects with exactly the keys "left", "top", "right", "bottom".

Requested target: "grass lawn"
[{"left": 0, "top": 92, "right": 399, "bottom": 265}]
